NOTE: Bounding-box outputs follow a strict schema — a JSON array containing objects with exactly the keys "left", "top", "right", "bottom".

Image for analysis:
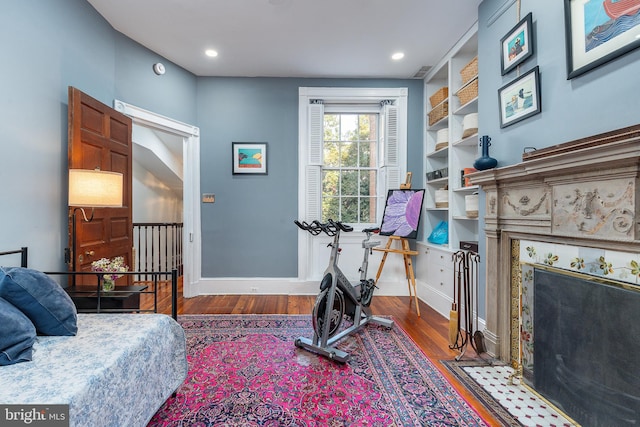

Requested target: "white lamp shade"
[{"left": 68, "top": 169, "right": 123, "bottom": 207}]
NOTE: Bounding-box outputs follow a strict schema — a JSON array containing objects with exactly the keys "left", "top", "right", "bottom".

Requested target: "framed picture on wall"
[
  {"left": 498, "top": 66, "right": 541, "bottom": 128},
  {"left": 232, "top": 142, "right": 268, "bottom": 174},
  {"left": 565, "top": 0, "right": 640, "bottom": 79},
  {"left": 500, "top": 12, "right": 534, "bottom": 75}
]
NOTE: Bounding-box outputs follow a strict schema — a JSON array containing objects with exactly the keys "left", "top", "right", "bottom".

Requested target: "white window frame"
[{"left": 297, "top": 87, "right": 408, "bottom": 281}]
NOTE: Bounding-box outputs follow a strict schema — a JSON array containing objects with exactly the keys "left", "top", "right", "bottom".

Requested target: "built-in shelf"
[
  {"left": 453, "top": 133, "right": 479, "bottom": 148},
  {"left": 454, "top": 185, "right": 479, "bottom": 192},
  {"left": 423, "top": 23, "right": 478, "bottom": 249},
  {"left": 417, "top": 21, "right": 478, "bottom": 341},
  {"left": 454, "top": 97, "right": 478, "bottom": 116},
  {"left": 426, "top": 177, "right": 448, "bottom": 186},
  {"left": 426, "top": 146, "right": 449, "bottom": 158},
  {"left": 428, "top": 116, "right": 448, "bottom": 130}
]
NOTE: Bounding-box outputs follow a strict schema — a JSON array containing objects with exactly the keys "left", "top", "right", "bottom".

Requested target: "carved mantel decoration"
[{"left": 469, "top": 124, "right": 640, "bottom": 362}]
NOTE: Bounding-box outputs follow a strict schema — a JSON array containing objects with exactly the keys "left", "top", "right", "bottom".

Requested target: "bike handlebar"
[
  {"left": 294, "top": 219, "right": 353, "bottom": 236},
  {"left": 335, "top": 221, "right": 354, "bottom": 233}
]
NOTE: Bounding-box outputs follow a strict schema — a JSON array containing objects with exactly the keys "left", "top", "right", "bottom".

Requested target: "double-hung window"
[
  {"left": 298, "top": 87, "right": 408, "bottom": 280},
  {"left": 299, "top": 87, "right": 408, "bottom": 228}
]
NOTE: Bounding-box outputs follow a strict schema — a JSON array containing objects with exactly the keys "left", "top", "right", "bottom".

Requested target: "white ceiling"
[{"left": 87, "top": 0, "right": 481, "bottom": 79}]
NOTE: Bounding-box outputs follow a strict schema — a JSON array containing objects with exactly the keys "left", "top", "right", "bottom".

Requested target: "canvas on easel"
[
  {"left": 374, "top": 175, "right": 425, "bottom": 315},
  {"left": 379, "top": 188, "right": 425, "bottom": 239}
]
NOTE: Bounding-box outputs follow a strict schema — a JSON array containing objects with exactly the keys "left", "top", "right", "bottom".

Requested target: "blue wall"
[
  {"left": 197, "top": 78, "right": 423, "bottom": 277},
  {"left": 0, "top": 0, "right": 196, "bottom": 270},
  {"left": 475, "top": 0, "right": 640, "bottom": 317},
  {"left": 478, "top": 0, "right": 640, "bottom": 165},
  {"left": 114, "top": 32, "right": 198, "bottom": 124}
]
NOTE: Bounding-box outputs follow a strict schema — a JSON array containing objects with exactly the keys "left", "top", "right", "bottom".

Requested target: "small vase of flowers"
[{"left": 91, "top": 256, "right": 129, "bottom": 292}]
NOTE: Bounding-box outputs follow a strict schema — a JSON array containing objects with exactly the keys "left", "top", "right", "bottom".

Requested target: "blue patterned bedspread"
[{"left": 0, "top": 313, "right": 187, "bottom": 427}]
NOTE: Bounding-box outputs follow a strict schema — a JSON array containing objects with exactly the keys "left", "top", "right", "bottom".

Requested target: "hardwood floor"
[{"left": 145, "top": 281, "right": 501, "bottom": 425}]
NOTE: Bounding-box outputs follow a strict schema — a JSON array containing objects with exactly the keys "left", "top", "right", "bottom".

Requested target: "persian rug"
[
  {"left": 149, "top": 314, "right": 491, "bottom": 426},
  {"left": 440, "top": 360, "right": 522, "bottom": 427}
]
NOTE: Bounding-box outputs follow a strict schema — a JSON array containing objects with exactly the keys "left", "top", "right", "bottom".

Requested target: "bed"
[{"left": 0, "top": 248, "right": 188, "bottom": 427}]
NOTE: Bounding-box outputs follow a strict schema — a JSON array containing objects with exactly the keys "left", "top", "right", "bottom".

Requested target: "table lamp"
[{"left": 67, "top": 169, "right": 123, "bottom": 275}]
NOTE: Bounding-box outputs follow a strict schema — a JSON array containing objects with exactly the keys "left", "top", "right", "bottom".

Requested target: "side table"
[{"left": 66, "top": 285, "right": 148, "bottom": 312}]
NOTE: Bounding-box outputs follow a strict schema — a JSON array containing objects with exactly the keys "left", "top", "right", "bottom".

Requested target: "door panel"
[
  {"left": 110, "top": 118, "right": 130, "bottom": 145},
  {"left": 68, "top": 87, "right": 133, "bottom": 283}
]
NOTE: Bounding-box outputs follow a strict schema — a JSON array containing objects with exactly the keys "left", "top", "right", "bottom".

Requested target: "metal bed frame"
[{"left": 0, "top": 247, "right": 178, "bottom": 320}]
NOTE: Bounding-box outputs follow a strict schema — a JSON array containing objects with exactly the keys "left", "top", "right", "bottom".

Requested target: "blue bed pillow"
[
  {"left": 0, "top": 296, "right": 36, "bottom": 365},
  {"left": 0, "top": 267, "right": 78, "bottom": 336}
]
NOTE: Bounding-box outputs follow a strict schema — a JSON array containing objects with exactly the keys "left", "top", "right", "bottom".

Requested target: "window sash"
[{"left": 321, "top": 112, "right": 379, "bottom": 224}]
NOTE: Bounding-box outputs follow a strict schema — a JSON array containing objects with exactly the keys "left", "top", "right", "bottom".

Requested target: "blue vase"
[{"left": 473, "top": 135, "right": 497, "bottom": 171}]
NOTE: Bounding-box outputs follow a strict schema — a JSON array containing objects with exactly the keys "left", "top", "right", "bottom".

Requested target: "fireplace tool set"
[{"left": 449, "top": 250, "right": 490, "bottom": 362}]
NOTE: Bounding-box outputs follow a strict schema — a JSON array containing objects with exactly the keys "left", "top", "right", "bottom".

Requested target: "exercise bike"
[{"left": 294, "top": 219, "right": 394, "bottom": 363}]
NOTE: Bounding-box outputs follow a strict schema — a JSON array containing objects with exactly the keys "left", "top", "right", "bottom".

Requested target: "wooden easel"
[
  {"left": 373, "top": 173, "right": 421, "bottom": 316},
  {"left": 399, "top": 172, "right": 412, "bottom": 190}
]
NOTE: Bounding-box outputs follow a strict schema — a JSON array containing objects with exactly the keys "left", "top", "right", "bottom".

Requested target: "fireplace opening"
[{"left": 532, "top": 267, "right": 640, "bottom": 426}]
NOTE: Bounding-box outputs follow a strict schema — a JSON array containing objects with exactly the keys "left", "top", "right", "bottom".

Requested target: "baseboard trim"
[
  {"left": 193, "top": 277, "right": 413, "bottom": 297},
  {"left": 189, "top": 277, "right": 485, "bottom": 329},
  {"left": 416, "top": 278, "right": 486, "bottom": 330}
]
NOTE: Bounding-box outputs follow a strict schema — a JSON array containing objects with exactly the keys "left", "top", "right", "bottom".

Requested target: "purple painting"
[{"left": 380, "top": 189, "right": 425, "bottom": 239}]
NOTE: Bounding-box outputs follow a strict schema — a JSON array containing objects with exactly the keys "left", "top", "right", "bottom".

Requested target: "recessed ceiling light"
[
  {"left": 392, "top": 52, "right": 405, "bottom": 61},
  {"left": 205, "top": 49, "right": 218, "bottom": 58}
]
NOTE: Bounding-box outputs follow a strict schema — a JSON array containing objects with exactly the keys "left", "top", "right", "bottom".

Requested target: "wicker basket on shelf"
[
  {"left": 428, "top": 101, "right": 448, "bottom": 126},
  {"left": 429, "top": 87, "right": 448, "bottom": 108},
  {"left": 460, "top": 56, "right": 478, "bottom": 85},
  {"left": 456, "top": 78, "right": 478, "bottom": 106}
]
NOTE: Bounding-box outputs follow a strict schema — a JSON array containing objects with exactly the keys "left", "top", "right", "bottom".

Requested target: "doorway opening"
[{"left": 114, "top": 100, "right": 201, "bottom": 298}]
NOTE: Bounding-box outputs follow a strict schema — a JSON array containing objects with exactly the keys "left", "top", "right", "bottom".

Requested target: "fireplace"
[
  {"left": 469, "top": 124, "right": 640, "bottom": 424},
  {"left": 532, "top": 266, "right": 640, "bottom": 426}
]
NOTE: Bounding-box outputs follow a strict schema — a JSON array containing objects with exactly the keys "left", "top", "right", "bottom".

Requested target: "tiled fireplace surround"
[{"left": 469, "top": 124, "right": 640, "bottom": 367}]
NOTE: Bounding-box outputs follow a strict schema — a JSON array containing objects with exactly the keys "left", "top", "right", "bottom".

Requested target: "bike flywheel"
[{"left": 312, "top": 287, "right": 345, "bottom": 339}]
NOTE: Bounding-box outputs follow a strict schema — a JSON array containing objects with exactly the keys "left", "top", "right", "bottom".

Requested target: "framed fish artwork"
[
  {"left": 232, "top": 142, "right": 268, "bottom": 175},
  {"left": 565, "top": 0, "right": 640, "bottom": 78}
]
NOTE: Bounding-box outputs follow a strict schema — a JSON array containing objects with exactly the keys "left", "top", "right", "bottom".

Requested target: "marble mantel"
[{"left": 469, "top": 125, "right": 640, "bottom": 362}]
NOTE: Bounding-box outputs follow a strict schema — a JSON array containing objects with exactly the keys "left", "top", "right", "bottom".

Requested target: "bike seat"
[{"left": 362, "top": 227, "right": 380, "bottom": 234}]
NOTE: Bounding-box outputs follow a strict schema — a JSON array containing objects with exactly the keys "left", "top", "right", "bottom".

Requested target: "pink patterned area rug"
[{"left": 148, "top": 314, "right": 489, "bottom": 426}]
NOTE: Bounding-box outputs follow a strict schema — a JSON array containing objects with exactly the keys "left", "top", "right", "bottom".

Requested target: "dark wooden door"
[{"left": 68, "top": 87, "right": 133, "bottom": 281}]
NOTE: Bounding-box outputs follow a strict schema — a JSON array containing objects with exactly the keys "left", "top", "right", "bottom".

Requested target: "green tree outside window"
[{"left": 322, "top": 113, "right": 378, "bottom": 223}]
